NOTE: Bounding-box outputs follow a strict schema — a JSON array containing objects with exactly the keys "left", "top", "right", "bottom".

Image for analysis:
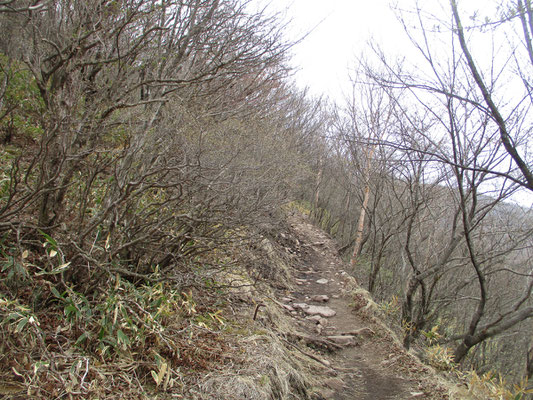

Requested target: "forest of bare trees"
[
  {"left": 0, "top": 0, "right": 326, "bottom": 283},
  {"left": 0, "top": 1, "right": 331, "bottom": 396},
  {"left": 307, "top": 0, "right": 533, "bottom": 387},
  {"left": 1, "top": 0, "right": 532, "bottom": 398}
]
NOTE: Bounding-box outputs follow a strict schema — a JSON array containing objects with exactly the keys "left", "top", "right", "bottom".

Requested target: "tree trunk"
[
  {"left": 350, "top": 183, "right": 370, "bottom": 267},
  {"left": 350, "top": 146, "right": 375, "bottom": 267},
  {"left": 401, "top": 276, "right": 420, "bottom": 349},
  {"left": 314, "top": 158, "right": 323, "bottom": 211},
  {"left": 526, "top": 333, "right": 533, "bottom": 400},
  {"left": 368, "top": 247, "right": 383, "bottom": 294},
  {"left": 453, "top": 335, "right": 479, "bottom": 364},
  {"left": 312, "top": 156, "right": 323, "bottom": 221},
  {"left": 339, "top": 189, "right": 351, "bottom": 240}
]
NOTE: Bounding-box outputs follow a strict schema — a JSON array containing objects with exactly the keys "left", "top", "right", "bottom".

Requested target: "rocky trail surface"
[{"left": 275, "top": 213, "right": 452, "bottom": 400}]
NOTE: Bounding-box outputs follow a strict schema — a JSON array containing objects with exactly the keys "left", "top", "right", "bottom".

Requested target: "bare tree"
[
  {"left": 0, "top": 0, "right": 305, "bottom": 289},
  {"left": 354, "top": 1, "right": 533, "bottom": 372},
  {"left": 451, "top": 0, "right": 533, "bottom": 192},
  {"left": 333, "top": 76, "right": 397, "bottom": 268}
]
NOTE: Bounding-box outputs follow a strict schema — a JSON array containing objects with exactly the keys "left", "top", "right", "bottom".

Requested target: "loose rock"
[
  {"left": 327, "top": 335, "right": 356, "bottom": 346},
  {"left": 316, "top": 278, "right": 329, "bottom": 284},
  {"left": 292, "top": 302, "right": 309, "bottom": 310},
  {"left": 304, "top": 305, "right": 336, "bottom": 318},
  {"left": 310, "top": 295, "right": 329, "bottom": 303}
]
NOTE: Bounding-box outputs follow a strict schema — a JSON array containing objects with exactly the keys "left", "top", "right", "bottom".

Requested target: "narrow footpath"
[{"left": 277, "top": 213, "right": 451, "bottom": 400}]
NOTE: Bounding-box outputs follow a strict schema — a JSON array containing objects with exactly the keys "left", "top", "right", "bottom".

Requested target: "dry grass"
[
  {"left": 198, "top": 332, "right": 313, "bottom": 400},
  {"left": 0, "top": 278, "right": 240, "bottom": 399},
  {"left": 0, "top": 230, "right": 321, "bottom": 400},
  {"left": 5, "top": 214, "right": 519, "bottom": 400}
]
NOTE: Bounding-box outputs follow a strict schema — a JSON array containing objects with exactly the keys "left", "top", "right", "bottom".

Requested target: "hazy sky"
[
  {"left": 267, "top": 0, "right": 407, "bottom": 99},
  {"left": 267, "top": 0, "right": 501, "bottom": 100},
  {"left": 265, "top": 0, "right": 533, "bottom": 206}
]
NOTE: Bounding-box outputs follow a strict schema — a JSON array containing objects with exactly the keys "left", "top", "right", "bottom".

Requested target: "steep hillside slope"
[
  {"left": 1, "top": 209, "right": 472, "bottom": 399},
  {"left": 189, "top": 210, "right": 468, "bottom": 399}
]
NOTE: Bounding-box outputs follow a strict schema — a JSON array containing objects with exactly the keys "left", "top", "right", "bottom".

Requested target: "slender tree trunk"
[
  {"left": 314, "top": 158, "right": 322, "bottom": 210},
  {"left": 402, "top": 275, "right": 420, "bottom": 349},
  {"left": 368, "top": 246, "right": 384, "bottom": 294},
  {"left": 350, "top": 146, "right": 375, "bottom": 268},
  {"left": 526, "top": 315, "right": 533, "bottom": 393},
  {"left": 367, "top": 258, "right": 379, "bottom": 293},
  {"left": 312, "top": 156, "right": 323, "bottom": 221},
  {"left": 350, "top": 183, "right": 370, "bottom": 265}
]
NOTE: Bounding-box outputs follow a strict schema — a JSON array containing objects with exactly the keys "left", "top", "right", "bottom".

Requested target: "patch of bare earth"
[{"left": 278, "top": 213, "right": 451, "bottom": 400}]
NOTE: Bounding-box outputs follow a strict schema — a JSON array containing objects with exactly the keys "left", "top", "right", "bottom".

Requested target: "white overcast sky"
[
  {"left": 263, "top": 0, "right": 533, "bottom": 207},
  {"left": 265, "top": 0, "right": 500, "bottom": 100},
  {"left": 266, "top": 0, "right": 409, "bottom": 99}
]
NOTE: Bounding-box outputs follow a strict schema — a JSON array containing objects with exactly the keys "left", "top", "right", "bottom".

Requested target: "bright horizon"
[
  {"left": 265, "top": 0, "right": 533, "bottom": 208},
  {"left": 266, "top": 0, "right": 505, "bottom": 99},
  {"left": 266, "top": 0, "right": 402, "bottom": 100}
]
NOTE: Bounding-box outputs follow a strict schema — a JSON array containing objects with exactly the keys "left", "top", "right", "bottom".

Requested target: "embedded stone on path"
[
  {"left": 306, "top": 315, "right": 328, "bottom": 326},
  {"left": 281, "top": 297, "right": 293, "bottom": 303},
  {"left": 310, "top": 294, "right": 329, "bottom": 303},
  {"left": 292, "top": 303, "right": 309, "bottom": 311},
  {"left": 327, "top": 335, "right": 357, "bottom": 346},
  {"left": 292, "top": 303, "right": 337, "bottom": 318},
  {"left": 316, "top": 278, "right": 329, "bottom": 284},
  {"left": 305, "top": 305, "right": 336, "bottom": 318}
]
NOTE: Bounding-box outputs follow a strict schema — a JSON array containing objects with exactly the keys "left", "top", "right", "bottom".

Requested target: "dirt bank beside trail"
[{"left": 276, "top": 213, "right": 454, "bottom": 400}]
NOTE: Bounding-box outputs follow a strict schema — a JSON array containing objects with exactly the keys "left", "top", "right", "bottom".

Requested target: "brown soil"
[{"left": 279, "top": 213, "right": 451, "bottom": 400}]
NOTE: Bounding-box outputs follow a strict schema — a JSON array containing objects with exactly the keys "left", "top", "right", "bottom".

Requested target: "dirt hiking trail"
[{"left": 278, "top": 213, "right": 451, "bottom": 400}]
